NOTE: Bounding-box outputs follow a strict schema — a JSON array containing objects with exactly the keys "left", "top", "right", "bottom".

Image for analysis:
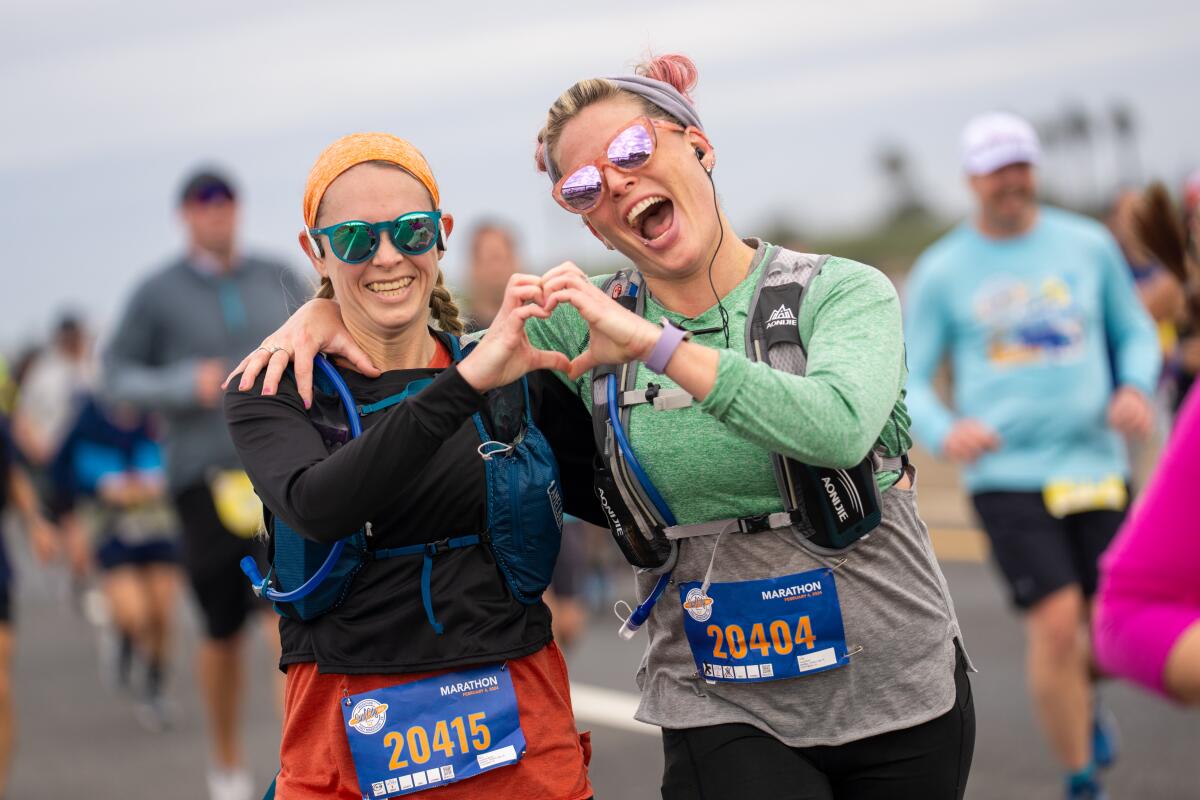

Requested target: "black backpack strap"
[
  {"left": 589, "top": 271, "right": 676, "bottom": 570},
  {"left": 744, "top": 248, "right": 887, "bottom": 554}
]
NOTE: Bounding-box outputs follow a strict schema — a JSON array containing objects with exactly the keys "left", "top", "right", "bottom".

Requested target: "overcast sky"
[{"left": 2, "top": 0, "right": 1197, "bottom": 348}]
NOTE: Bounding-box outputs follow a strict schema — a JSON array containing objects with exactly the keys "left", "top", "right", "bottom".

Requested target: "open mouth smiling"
[{"left": 625, "top": 195, "right": 675, "bottom": 241}]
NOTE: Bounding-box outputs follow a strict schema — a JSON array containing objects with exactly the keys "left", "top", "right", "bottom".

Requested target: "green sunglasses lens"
[
  {"left": 392, "top": 214, "right": 438, "bottom": 254},
  {"left": 331, "top": 222, "right": 377, "bottom": 262}
]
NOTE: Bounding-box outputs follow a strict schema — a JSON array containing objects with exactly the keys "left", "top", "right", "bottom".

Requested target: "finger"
[
  {"left": 1131, "top": 405, "right": 1153, "bottom": 437},
  {"left": 517, "top": 301, "right": 553, "bottom": 321},
  {"left": 539, "top": 262, "right": 584, "bottom": 284},
  {"left": 494, "top": 277, "right": 547, "bottom": 316},
  {"left": 330, "top": 333, "right": 381, "bottom": 378},
  {"left": 953, "top": 440, "right": 980, "bottom": 463},
  {"left": 567, "top": 350, "right": 599, "bottom": 381},
  {"left": 531, "top": 348, "right": 571, "bottom": 374},
  {"left": 541, "top": 271, "right": 594, "bottom": 297},
  {"left": 236, "top": 350, "right": 272, "bottom": 392},
  {"left": 1108, "top": 401, "right": 1132, "bottom": 429},
  {"left": 543, "top": 287, "right": 587, "bottom": 317},
  {"left": 293, "top": 343, "right": 316, "bottom": 409},
  {"left": 499, "top": 284, "right": 546, "bottom": 318},
  {"left": 507, "top": 272, "right": 545, "bottom": 289},
  {"left": 509, "top": 303, "right": 553, "bottom": 326},
  {"left": 224, "top": 356, "right": 251, "bottom": 389},
  {"left": 262, "top": 350, "right": 292, "bottom": 396}
]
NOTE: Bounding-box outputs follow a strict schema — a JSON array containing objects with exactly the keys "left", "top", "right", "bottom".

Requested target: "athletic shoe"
[
  {"left": 96, "top": 627, "right": 134, "bottom": 692},
  {"left": 133, "top": 692, "right": 173, "bottom": 733},
  {"left": 1092, "top": 699, "right": 1120, "bottom": 769},
  {"left": 207, "top": 767, "right": 254, "bottom": 800},
  {"left": 1066, "top": 771, "right": 1108, "bottom": 800}
]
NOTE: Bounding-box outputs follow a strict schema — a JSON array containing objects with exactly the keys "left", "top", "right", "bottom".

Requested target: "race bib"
[
  {"left": 208, "top": 470, "right": 263, "bottom": 538},
  {"left": 680, "top": 568, "right": 849, "bottom": 684},
  {"left": 342, "top": 664, "right": 525, "bottom": 798},
  {"left": 1042, "top": 475, "right": 1127, "bottom": 519}
]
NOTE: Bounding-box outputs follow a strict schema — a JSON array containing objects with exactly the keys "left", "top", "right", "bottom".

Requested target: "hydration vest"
[
  {"left": 241, "top": 332, "right": 565, "bottom": 632},
  {"left": 590, "top": 247, "right": 905, "bottom": 571}
]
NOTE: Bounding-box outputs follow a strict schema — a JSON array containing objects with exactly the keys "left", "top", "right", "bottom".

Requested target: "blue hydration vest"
[{"left": 240, "top": 334, "right": 564, "bottom": 633}]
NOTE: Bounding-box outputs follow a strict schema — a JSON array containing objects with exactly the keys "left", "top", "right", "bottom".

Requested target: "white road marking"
[{"left": 570, "top": 683, "right": 658, "bottom": 735}]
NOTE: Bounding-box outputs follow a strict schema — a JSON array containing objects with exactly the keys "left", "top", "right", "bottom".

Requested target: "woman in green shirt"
[{"left": 231, "top": 52, "right": 974, "bottom": 800}]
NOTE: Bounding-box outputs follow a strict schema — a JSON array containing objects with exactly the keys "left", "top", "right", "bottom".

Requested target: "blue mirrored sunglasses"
[{"left": 310, "top": 210, "right": 442, "bottom": 264}]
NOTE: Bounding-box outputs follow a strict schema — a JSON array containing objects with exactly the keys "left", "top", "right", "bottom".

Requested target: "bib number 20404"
[
  {"left": 708, "top": 616, "right": 816, "bottom": 660},
  {"left": 680, "top": 568, "right": 848, "bottom": 684},
  {"left": 383, "top": 713, "right": 491, "bottom": 770}
]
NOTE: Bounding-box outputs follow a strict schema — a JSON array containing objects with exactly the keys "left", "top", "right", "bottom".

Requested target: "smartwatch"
[{"left": 645, "top": 318, "right": 692, "bottom": 374}]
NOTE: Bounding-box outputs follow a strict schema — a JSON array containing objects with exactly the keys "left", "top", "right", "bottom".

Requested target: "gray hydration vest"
[{"left": 590, "top": 248, "right": 905, "bottom": 571}]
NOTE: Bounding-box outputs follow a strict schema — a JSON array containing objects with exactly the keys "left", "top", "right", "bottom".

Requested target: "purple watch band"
[{"left": 645, "top": 319, "right": 690, "bottom": 374}]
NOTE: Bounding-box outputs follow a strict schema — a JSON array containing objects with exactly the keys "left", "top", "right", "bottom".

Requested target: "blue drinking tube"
[
  {"left": 239, "top": 355, "right": 361, "bottom": 602},
  {"left": 608, "top": 372, "right": 676, "bottom": 639}
]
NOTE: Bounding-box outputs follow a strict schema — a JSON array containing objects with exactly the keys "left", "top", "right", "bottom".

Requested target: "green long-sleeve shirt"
[
  {"left": 526, "top": 239, "right": 912, "bottom": 527},
  {"left": 524, "top": 239, "right": 962, "bottom": 746}
]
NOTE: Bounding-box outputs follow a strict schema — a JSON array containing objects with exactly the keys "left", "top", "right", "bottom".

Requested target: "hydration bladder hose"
[
  {"left": 608, "top": 373, "right": 675, "bottom": 639},
  {"left": 239, "top": 355, "right": 361, "bottom": 602}
]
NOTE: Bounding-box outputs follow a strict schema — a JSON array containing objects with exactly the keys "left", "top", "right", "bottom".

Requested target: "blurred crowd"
[{"left": 0, "top": 141, "right": 1196, "bottom": 800}]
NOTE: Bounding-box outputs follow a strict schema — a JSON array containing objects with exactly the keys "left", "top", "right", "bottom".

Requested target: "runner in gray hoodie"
[{"left": 103, "top": 168, "right": 307, "bottom": 800}]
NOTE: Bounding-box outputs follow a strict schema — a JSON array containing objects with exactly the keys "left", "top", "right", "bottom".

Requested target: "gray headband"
[{"left": 544, "top": 74, "right": 704, "bottom": 184}]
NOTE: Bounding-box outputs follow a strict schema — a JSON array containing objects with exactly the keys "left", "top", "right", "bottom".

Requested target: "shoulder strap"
[
  {"left": 590, "top": 270, "right": 645, "bottom": 449},
  {"left": 744, "top": 246, "right": 828, "bottom": 375},
  {"left": 587, "top": 271, "right": 676, "bottom": 570},
  {"left": 743, "top": 250, "right": 905, "bottom": 471}
]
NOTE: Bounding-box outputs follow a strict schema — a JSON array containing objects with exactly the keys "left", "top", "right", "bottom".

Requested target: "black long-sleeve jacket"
[{"left": 224, "top": 342, "right": 601, "bottom": 674}]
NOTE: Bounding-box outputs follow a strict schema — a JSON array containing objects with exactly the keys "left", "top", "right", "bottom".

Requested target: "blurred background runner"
[
  {"left": 51, "top": 397, "right": 180, "bottom": 732},
  {"left": 905, "top": 112, "right": 1160, "bottom": 800},
  {"left": 101, "top": 168, "right": 307, "bottom": 800}
]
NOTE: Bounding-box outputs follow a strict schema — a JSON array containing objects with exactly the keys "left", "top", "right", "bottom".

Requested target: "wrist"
[
  {"left": 455, "top": 353, "right": 491, "bottom": 394},
  {"left": 644, "top": 318, "right": 691, "bottom": 374}
]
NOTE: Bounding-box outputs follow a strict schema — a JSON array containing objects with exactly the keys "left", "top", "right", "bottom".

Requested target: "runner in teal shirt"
[
  {"left": 906, "top": 206, "right": 1160, "bottom": 492},
  {"left": 905, "top": 110, "right": 1158, "bottom": 800}
]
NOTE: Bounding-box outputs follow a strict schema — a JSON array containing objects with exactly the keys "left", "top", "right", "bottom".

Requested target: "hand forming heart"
[{"left": 539, "top": 262, "right": 661, "bottom": 380}]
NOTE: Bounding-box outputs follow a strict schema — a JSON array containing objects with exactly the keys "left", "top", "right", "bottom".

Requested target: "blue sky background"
[{"left": 2, "top": 0, "right": 1197, "bottom": 346}]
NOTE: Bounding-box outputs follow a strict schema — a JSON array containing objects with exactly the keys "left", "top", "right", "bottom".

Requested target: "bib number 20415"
[{"left": 383, "top": 713, "right": 491, "bottom": 771}]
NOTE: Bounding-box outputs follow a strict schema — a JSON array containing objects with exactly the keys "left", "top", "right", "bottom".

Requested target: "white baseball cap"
[{"left": 961, "top": 112, "right": 1041, "bottom": 176}]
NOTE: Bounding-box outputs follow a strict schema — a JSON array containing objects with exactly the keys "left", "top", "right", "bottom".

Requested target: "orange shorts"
[{"left": 277, "top": 643, "right": 592, "bottom": 800}]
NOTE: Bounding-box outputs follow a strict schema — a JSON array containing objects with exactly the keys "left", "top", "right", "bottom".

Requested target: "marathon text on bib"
[
  {"left": 341, "top": 664, "right": 525, "bottom": 799},
  {"left": 680, "top": 567, "right": 849, "bottom": 684}
]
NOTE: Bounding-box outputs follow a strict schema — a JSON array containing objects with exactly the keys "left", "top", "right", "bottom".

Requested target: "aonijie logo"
[
  {"left": 547, "top": 479, "right": 563, "bottom": 529},
  {"left": 596, "top": 488, "right": 624, "bottom": 536},
  {"left": 683, "top": 588, "right": 714, "bottom": 622},
  {"left": 766, "top": 303, "right": 797, "bottom": 329},
  {"left": 822, "top": 477, "right": 849, "bottom": 523},
  {"left": 821, "top": 469, "right": 864, "bottom": 525},
  {"left": 348, "top": 699, "right": 388, "bottom": 735}
]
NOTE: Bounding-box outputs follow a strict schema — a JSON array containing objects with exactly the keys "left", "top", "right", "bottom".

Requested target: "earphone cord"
[{"left": 704, "top": 169, "right": 730, "bottom": 348}]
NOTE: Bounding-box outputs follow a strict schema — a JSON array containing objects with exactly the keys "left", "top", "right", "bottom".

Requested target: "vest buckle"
[{"left": 738, "top": 514, "right": 774, "bottom": 534}]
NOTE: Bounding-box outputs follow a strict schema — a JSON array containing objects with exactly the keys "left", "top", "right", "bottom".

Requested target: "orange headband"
[{"left": 302, "top": 132, "right": 440, "bottom": 227}]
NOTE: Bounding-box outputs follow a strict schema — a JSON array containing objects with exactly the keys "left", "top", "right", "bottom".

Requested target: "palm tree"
[
  {"left": 1111, "top": 102, "right": 1141, "bottom": 187},
  {"left": 1062, "top": 103, "right": 1097, "bottom": 211}
]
